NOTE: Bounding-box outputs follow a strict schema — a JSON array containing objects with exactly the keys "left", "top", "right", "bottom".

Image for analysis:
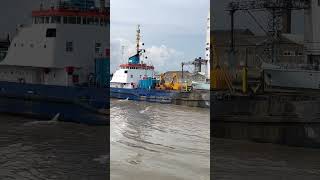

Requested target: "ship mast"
[{"left": 136, "top": 24, "right": 141, "bottom": 54}]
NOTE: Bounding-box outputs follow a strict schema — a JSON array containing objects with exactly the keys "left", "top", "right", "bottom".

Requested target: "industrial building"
[{"left": 212, "top": 29, "right": 305, "bottom": 68}]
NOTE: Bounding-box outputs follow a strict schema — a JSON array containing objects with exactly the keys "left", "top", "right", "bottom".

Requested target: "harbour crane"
[{"left": 211, "top": 34, "right": 234, "bottom": 92}]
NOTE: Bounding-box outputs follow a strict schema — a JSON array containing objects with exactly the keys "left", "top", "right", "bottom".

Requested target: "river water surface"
[
  {"left": 0, "top": 115, "right": 108, "bottom": 180},
  {"left": 213, "top": 138, "right": 320, "bottom": 180},
  {"left": 110, "top": 99, "right": 210, "bottom": 180},
  {"left": 1, "top": 100, "right": 320, "bottom": 180}
]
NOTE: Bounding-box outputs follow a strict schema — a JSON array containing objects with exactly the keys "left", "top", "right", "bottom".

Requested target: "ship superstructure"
[
  {"left": 1, "top": 0, "right": 109, "bottom": 87},
  {"left": 263, "top": 0, "right": 320, "bottom": 90},
  {"left": 0, "top": 0, "right": 110, "bottom": 125},
  {"left": 110, "top": 25, "right": 155, "bottom": 89}
]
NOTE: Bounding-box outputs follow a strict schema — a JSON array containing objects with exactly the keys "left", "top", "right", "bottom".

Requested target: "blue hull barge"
[
  {"left": 0, "top": 82, "right": 109, "bottom": 125},
  {"left": 111, "top": 87, "right": 178, "bottom": 103},
  {"left": 0, "top": 1, "right": 110, "bottom": 125},
  {"left": 110, "top": 25, "right": 185, "bottom": 104}
]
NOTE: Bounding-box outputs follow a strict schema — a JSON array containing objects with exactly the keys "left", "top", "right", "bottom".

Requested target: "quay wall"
[{"left": 211, "top": 92, "right": 320, "bottom": 147}]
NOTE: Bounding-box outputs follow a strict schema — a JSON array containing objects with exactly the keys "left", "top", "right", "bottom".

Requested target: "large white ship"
[
  {"left": 0, "top": 0, "right": 110, "bottom": 125},
  {"left": 263, "top": 0, "right": 320, "bottom": 90},
  {"left": 110, "top": 25, "right": 155, "bottom": 89}
]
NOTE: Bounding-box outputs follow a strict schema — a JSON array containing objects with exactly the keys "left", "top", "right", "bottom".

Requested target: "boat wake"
[
  {"left": 118, "top": 98, "right": 129, "bottom": 102},
  {"left": 139, "top": 106, "right": 151, "bottom": 114},
  {"left": 23, "top": 120, "right": 58, "bottom": 126},
  {"left": 23, "top": 113, "right": 60, "bottom": 126},
  {"left": 93, "top": 155, "right": 109, "bottom": 164}
]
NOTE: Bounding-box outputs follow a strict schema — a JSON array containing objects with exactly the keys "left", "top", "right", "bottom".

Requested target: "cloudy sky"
[{"left": 111, "top": 0, "right": 209, "bottom": 73}]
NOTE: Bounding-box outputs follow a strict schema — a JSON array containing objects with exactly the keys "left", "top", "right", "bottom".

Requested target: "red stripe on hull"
[{"left": 32, "top": 9, "right": 109, "bottom": 18}]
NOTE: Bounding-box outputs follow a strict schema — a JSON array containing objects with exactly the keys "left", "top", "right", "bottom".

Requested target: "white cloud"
[
  {"left": 111, "top": 38, "right": 185, "bottom": 73},
  {"left": 110, "top": 0, "right": 209, "bottom": 74},
  {"left": 145, "top": 45, "right": 184, "bottom": 73}
]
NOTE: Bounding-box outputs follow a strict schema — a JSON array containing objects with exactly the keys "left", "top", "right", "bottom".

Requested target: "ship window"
[
  {"left": 51, "top": 16, "right": 61, "bottom": 24},
  {"left": 95, "top": 43, "right": 101, "bottom": 53},
  {"left": 45, "top": 17, "right": 50, "bottom": 24},
  {"left": 100, "top": 18, "right": 104, "bottom": 26},
  {"left": 83, "top": 17, "right": 87, "bottom": 24},
  {"left": 94, "top": 18, "right": 99, "bottom": 25},
  {"left": 68, "top": 17, "right": 76, "bottom": 24},
  {"left": 76, "top": 17, "right": 81, "bottom": 24},
  {"left": 131, "top": 75, "right": 133, "bottom": 78},
  {"left": 66, "top": 41, "right": 73, "bottom": 52},
  {"left": 124, "top": 70, "right": 128, "bottom": 74},
  {"left": 87, "top": 17, "right": 94, "bottom": 25},
  {"left": 30, "top": 44, "right": 34, "bottom": 48},
  {"left": 39, "top": 17, "right": 44, "bottom": 24},
  {"left": 63, "top": 16, "right": 68, "bottom": 24},
  {"left": 46, "top": 28, "right": 56, "bottom": 38}
]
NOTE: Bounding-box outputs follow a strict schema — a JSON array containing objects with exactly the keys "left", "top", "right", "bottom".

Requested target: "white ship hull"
[{"left": 264, "top": 68, "right": 320, "bottom": 90}]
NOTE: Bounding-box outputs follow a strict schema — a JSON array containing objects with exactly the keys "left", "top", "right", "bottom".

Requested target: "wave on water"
[
  {"left": 118, "top": 98, "right": 129, "bottom": 102},
  {"left": 93, "top": 155, "right": 109, "bottom": 164},
  {"left": 23, "top": 113, "right": 60, "bottom": 126},
  {"left": 139, "top": 106, "right": 151, "bottom": 114},
  {"left": 23, "top": 120, "right": 59, "bottom": 126}
]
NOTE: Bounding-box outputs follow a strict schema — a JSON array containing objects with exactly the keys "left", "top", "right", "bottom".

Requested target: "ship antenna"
[
  {"left": 136, "top": 24, "right": 141, "bottom": 55},
  {"left": 121, "top": 45, "right": 125, "bottom": 64}
]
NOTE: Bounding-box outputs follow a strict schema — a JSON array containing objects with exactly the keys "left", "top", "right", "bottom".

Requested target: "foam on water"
[{"left": 139, "top": 106, "right": 151, "bottom": 114}]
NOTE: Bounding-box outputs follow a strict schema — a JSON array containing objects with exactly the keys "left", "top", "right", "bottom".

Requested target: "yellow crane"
[
  {"left": 156, "top": 73, "right": 183, "bottom": 91},
  {"left": 210, "top": 34, "right": 234, "bottom": 92}
]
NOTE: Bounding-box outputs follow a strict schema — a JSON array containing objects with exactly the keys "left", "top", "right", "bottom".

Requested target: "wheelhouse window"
[
  {"left": 45, "top": 17, "right": 50, "bottom": 24},
  {"left": 34, "top": 17, "right": 38, "bottom": 24},
  {"left": 68, "top": 17, "right": 77, "bottom": 24},
  {"left": 76, "top": 17, "right": 81, "bottom": 24},
  {"left": 63, "top": 16, "right": 68, "bottom": 24},
  {"left": 51, "top": 16, "right": 61, "bottom": 24},
  {"left": 46, "top": 28, "right": 56, "bottom": 38},
  {"left": 66, "top": 41, "right": 73, "bottom": 52},
  {"left": 95, "top": 43, "right": 101, "bottom": 53},
  {"left": 36, "top": 15, "right": 108, "bottom": 26},
  {"left": 87, "top": 17, "right": 94, "bottom": 25},
  {"left": 39, "top": 17, "right": 44, "bottom": 24},
  {"left": 94, "top": 18, "right": 99, "bottom": 25},
  {"left": 83, "top": 17, "right": 87, "bottom": 24},
  {"left": 100, "top": 18, "right": 108, "bottom": 26}
]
